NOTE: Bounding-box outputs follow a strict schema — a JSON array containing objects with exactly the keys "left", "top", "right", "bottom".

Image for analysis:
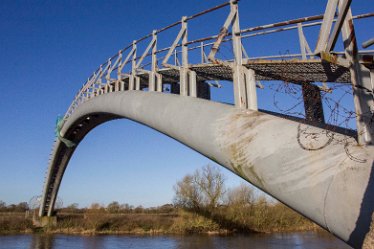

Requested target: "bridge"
[{"left": 39, "top": 1, "right": 374, "bottom": 248}]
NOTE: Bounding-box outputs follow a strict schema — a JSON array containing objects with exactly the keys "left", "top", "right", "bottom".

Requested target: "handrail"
[
  {"left": 240, "top": 14, "right": 325, "bottom": 35},
  {"left": 185, "top": 1, "right": 231, "bottom": 21},
  {"left": 62, "top": 0, "right": 374, "bottom": 121}
]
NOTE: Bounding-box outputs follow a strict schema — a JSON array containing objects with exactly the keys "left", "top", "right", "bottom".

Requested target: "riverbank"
[{"left": 0, "top": 206, "right": 320, "bottom": 235}]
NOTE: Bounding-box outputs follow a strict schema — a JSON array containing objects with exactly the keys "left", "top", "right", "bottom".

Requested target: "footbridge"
[{"left": 40, "top": 1, "right": 374, "bottom": 248}]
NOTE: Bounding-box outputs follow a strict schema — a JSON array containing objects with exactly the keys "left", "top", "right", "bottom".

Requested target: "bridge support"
[
  {"left": 340, "top": 6, "right": 374, "bottom": 145},
  {"left": 180, "top": 69, "right": 197, "bottom": 97},
  {"left": 197, "top": 81, "right": 211, "bottom": 100},
  {"left": 302, "top": 83, "right": 325, "bottom": 123},
  {"left": 40, "top": 216, "right": 57, "bottom": 227},
  {"left": 229, "top": 0, "right": 257, "bottom": 110},
  {"left": 178, "top": 16, "right": 198, "bottom": 98},
  {"left": 233, "top": 65, "right": 258, "bottom": 110},
  {"left": 316, "top": 0, "right": 374, "bottom": 144},
  {"left": 149, "top": 72, "right": 155, "bottom": 92},
  {"left": 148, "top": 72, "right": 163, "bottom": 92}
]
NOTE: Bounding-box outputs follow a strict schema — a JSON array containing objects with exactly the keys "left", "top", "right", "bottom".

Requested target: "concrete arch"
[{"left": 40, "top": 91, "right": 373, "bottom": 249}]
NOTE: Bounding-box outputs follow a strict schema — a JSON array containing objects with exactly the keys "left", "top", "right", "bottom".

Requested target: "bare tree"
[
  {"left": 225, "top": 184, "right": 254, "bottom": 225},
  {"left": 226, "top": 183, "right": 254, "bottom": 206},
  {"left": 173, "top": 165, "right": 226, "bottom": 210},
  {"left": 107, "top": 201, "right": 120, "bottom": 213},
  {"left": 196, "top": 165, "right": 226, "bottom": 209},
  {"left": 174, "top": 174, "right": 202, "bottom": 209}
]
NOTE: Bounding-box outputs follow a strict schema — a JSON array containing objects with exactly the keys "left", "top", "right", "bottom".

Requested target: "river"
[{"left": 0, "top": 232, "right": 352, "bottom": 249}]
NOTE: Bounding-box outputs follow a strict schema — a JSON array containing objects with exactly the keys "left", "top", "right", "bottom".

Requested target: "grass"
[{"left": 0, "top": 202, "right": 319, "bottom": 235}]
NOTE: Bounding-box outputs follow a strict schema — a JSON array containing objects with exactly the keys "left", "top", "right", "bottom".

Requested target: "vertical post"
[
  {"left": 115, "top": 78, "right": 119, "bottom": 92},
  {"left": 97, "top": 66, "right": 104, "bottom": 96},
  {"left": 149, "top": 30, "right": 157, "bottom": 92},
  {"left": 180, "top": 16, "right": 189, "bottom": 96},
  {"left": 149, "top": 72, "right": 155, "bottom": 91},
  {"left": 340, "top": 3, "right": 373, "bottom": 144},
  {"left": 189, "top": 71, "right": 197, "bottom": 97},
  {"left": 156, "top": 74, "right": 163, "bottom": 92},
  {"left": 298, "top": 23, "right": 307, "bottom": 60},
  {"left": 245, "top": 68, "right": 258, "bottom": 111},
  {"left": 151, "top": 30, "right": 157, "bottom": 74},
  {"left": 119, "top": 79, "right": 125, "bottom": 91},
  {"left": 113, "top": 50, "right": 122, "bottom": 92},
  {"left": 371, "top": 69, "right": 374, "bottom": 96},
  {"left": 174, "top": 50, "right": 178, "bottom": 66},
  {"left": 105, "top": 58, "right": 112, "bottom": 93},
  {"left": 129, "top": 41, "right": 137, "bottom": 91},
  {"left": 201, "top": 42, "right": 205, "bottom": 64},
  {"left": 116, "top": 51, "right": 124, "bottom": 91},
  {"left": 135, "top": 77, "right": 140, "bottom": 90},
  {"left": 231, "top": 0, "right": 247, "bottom": 108}
]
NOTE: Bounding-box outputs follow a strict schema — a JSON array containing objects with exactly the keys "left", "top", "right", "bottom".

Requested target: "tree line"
[
  {"left": 0, "top": 201, "right": 28, "bottom": 212},
  {"left": 0, "top": 165, "right": 316, "bottom": 234}
]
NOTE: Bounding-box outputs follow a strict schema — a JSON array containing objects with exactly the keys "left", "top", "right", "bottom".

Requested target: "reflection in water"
[
  {"left": 0, "top": 232, "right": 352, "bottom": 249},
  {"left": 30, "top": 235, "right": 54, "bottom": 249},
  {"left": 176, "top": 235, "right": 215, "bottom": 249},
  {"left": 82, "top": 235, "right": 105, "bottom": 249}
]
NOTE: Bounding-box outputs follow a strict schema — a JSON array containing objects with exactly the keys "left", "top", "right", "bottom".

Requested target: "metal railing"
[{"left": 62, "top": 0, "right": 373, "bottom": 122}]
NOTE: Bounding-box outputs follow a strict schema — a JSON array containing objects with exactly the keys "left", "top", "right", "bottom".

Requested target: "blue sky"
[{"left": 0, "top": 0, "right": 373, "bottom": 208}]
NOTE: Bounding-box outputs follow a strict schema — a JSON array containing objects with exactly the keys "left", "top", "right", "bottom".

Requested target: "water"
[{"left": 0, "top": 232, "right": 352, "bottom": 249}]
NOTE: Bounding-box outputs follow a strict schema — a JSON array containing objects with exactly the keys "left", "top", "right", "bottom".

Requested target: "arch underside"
[{"left": 40, "top": 91, "right": 373, "bottom": 249}]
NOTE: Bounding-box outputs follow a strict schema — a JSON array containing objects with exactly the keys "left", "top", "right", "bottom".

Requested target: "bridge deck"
[{"left": 134, "top": 59, "right": 351, "bottom": 85}]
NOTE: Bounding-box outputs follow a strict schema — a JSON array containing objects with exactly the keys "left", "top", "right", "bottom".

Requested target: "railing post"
[
  {"left": 129, "top": 40, "right": 137, "bottom": 91},
  {"left": 108, "top": 51, "right": 122, "bottom": 92},
  {"left": 339, "top": 2, "right": 374, "bottom": 145},
  {"left": 104, "top": 59, "right": 111, "bottom": 93},
  {"left": 180, "top": 16, "right": 189, "bottom": 96},
  {"left": 201, "top": 42, "right": 205, "bottom": 64},
  {"left": 231, "top": 0, "right": 248, "bottom": 109},
  {"left": 174, "top": 49, "right": 179, "bottom": 66},
  {"left": 244, "top": 68, "right": 258, "bottom": 111},
  {"left": 150, "top": 30, "right": 157, "bottom": 92},
  {"left": 135, "top": 77, "right": 140, "bottom": 90},
  {"left": 150, "top": 30, "right": 160, "bottom": 92},
  {"left": 96, "top": 65, "right": 103, "bottom": 95},
  {"left": 298, "top": 23, "right": 308, "bottom": 60},
  {"left": 189, "top": 71, "right": 197, "bottom": 97},
  {"left": 156, "top": 74, "right": 163, "bottom": 92}
]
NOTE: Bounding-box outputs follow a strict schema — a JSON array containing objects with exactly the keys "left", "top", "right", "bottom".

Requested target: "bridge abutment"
[{"left": 33, "top": 216, "right": 57, "bottom": 227}]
